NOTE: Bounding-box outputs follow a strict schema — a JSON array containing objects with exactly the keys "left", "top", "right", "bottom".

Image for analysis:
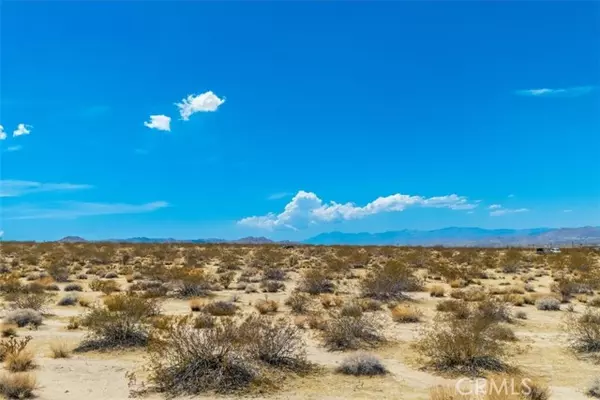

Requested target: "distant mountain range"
[{"left": 56, "top": 227, "right": 600, "bottom": 247}]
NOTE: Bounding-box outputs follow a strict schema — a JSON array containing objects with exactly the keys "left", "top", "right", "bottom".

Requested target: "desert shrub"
[
  {"left": 5, "top": 350, "right": 35, "bottom": 372},
  {"left": 476, "top": 298, "right": 513, "bottom": 323},
  {"left": 321, "top": 294, "right": 344, "bottom": 309},
  {"left": 67, "top": 317, "right": 80, "bottom": 330},
  {"left": 565, "top": 307, "right": 600, "bottom": 353},
  {"left": 299, "top": 269, "right": 335, "bottom": 295},
  {"left": 391, "top": 304, "right": 423, "bottom": 323},
  {"left": 4, "top": 310, "right": 42, "bottom": 328},
  {"left": 358, "top": 298, "right": 382, "bottom": 312},
  {"left": 47, "top": 264, "right": 69, "bottom": 282},
  {"left": 172, "top": 270, "right": 215, "bottom": 298},
  {"left": 429, "top": 285, "right": 446, "bottom": 298},
  {"left": 263, "top": 267, "right": 287, "bottom": 281},
  {"left": 488, "top": 325, "right": 517, "bottom": 342},
  {"left": 0, "top": 373, "right": 36, "bottom": 399},
  {"left": 9, "top": 293, "right": 50, "bottom": 311},
  {"left": 322, "top": 314, "right": 385, "bottom": 351},
  {"left": 104, "top": 271, "right": 118, "bottom": 279},
  {"left": 285, "top": 292, "right": 313, "bottom": 314},
  {"left": 254, "top": 299, "right": 278, "bottom": 315},
  {"left": 64, "top": 283, "right": 83, "bottom": 292},
  {"left": 145, "top": 315, "right": 309, "bottom": 395},
  {"left": 203, "top": 301, "right": 238, "bottom": 316},
  {"left": 306, "top": 313, "right": 328, "bottom": 330},
  {"left": 1, "top": 324, "right": 17, "bottom": 338},
  {"left": 194, "top": 314, "right": 216, "bottom": 329},
  {"left": 76, "top": 294, "right": 160, "bottom": 351},
  {"left": 43, "top": 283, "right": 60, "bottom": 292},
  {"left": 340, "top": 302, "right": 363, "bottom": 318},
  {"left": 536, "top": 297, "right": 561, "bottom": 311},
  {"left": 78, "top": 297, "right": 92, "bottom": 307},
  {"left": 361, "top": 260, "right": 424, "bottom": 301},
  {"left": 49, "top": 341, "right": 71, "bottom": 358},
  {"left": 244, "top": 284, "right": 258, "bottom": 293},
  {"left": 57, "top": 294, "right": 78, "bottom": 306},
  {"left": 77, "top": 273, "right": 88, "bottom": 280},
  {"left": 261, "top": 280, "right": 285, "bottom": 293},
  {"left": 589, "top": 297, "right": 600, "bottom": 308},
  {"left": 88, "top": 279, "right": 120, "bottom": 295},
  {"left": 515, "top": 310, "right": 528, "bottom": 320},
  {"left": 436, "top": 299, "right": 470, "bottom": 319},
  {"left": 0, "top": 336, "right": 32, "bottom": 362},
  {"left": 336, "top": 353, "right": 387, "bottom": 376},
  {"left": 414, "top": 311, "right": 509, "bottom": 374},
  {"left": 587, "top": 378, "right": 600, "bottom": 398},
  {"left": 189, "top": 298, "right": 204, "bottom": 312}
]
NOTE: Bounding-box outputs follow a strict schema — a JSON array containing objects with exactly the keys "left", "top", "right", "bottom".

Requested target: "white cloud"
[
  {"left": 508, "top": 194, "right": 515, "bottom": 198},
  {"left": 267, "top": 192, "right": 294, "bottom": 200},
  {"left": 563, "top": 209, "right": 573, "bottom": 213},
  {"left": 13, "top": 123, "right": 32, "bottom": 137},
  {"left": 239, "top": 190, "right": 477, "bottom": 230},
  {"left": 0, "top": 125, "right": 6, "bottom": 140},
  {"left": 0, "top": 180, "right": 93, "bottom": 197},
  {"left": 3, "top": 201, "right": 169, "bottom": 220},
  {"left": 5, "top": 146, "right": 22, "bottom": 152},
  {"left": 515, "top": 86, "right": 594, "bottom": 97},
  {"left": 144, "top": 115, "right": 171, "bottom": 131},
  {"left": 0, "top": 230, "right": 3, "bottom": 238},
  {"left": 488, "top": 204, "right": 502, "bottom": 210},
  {"left": 490, "top": 208, "right": 529, "bottom": 217},
  {"left": 175, "top": 91, "right": 225, "bottom": 121}
]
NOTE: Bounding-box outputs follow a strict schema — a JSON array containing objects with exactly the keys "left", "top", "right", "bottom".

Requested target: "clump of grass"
[
  {"left": 321, "top": 294, "right": 344, "bottom": 309},
  {"left": 358, "top": 298, "right": 382, "bottom": 312},
  {"left": 536, "top": 297, "right": 561, "bottom": 311},
  {"left": 436, "top": 299, "right": 470, "bottom": 319},
  {"left": 391, "top": 304, "right": 423, "bottom": 323},
  {"left": 203, "top": 301, "right": 238, "bottom": 316},
  {"left": 49, "top": 341, "right": 72, "bottom": 358},
  {"left": 193, "top": 314, "right": 216, "bottom": 329},
  {"left": 322, "top": 313, "right": 385, "bottom": 351},
  {"left": 254, "top": 298, "right": 279, "bottom": 315},
  {"left": 0, "top": 373, "right": 36, "bottom": 399},
  {"left": 89, "top": 279, "right": 120, "bottom": 295},
  {"left": 8, "top": 293, "right": 50, "bottom": 312},
  {"left": 429, "top": 285, "right": 446, "bottom": 298},
  {"left": 4, "top": 309, "right": 42, "bottom": 328},
  {"left": 340, "top": 302, "right": 363, "bottom": 318},
  {"left": 189, "top": 298, "right": 204, "bottom": 312},
  {"left": 285, "top": 292, "right": 313, "bottom": 314},
  {"left": 78, "top": 297, "right": 92, "bottom": 307},
  {"left": 336, "top": 353, "right": 387, "bottom": 376},
  {"left": 1, "top": 324, "right": 18, "bottom": 338},
  {"left": 5, "top": 350, "right": 36, "bottom": 372},
  {"left": 515, "top": 310, "right": 528, "bottom": 320}
]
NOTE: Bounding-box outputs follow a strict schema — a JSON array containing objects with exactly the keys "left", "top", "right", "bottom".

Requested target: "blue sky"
[{"left": 1, "top": 1, "right": 599, "bottom": 241}]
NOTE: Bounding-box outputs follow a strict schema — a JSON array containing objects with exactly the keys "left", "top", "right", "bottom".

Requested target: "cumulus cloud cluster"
[
  {"left": 0, "top": 123, "right": 33, "bottom": 141},
  {"left": 238, "top": 190, "right": 477, "bottom": 230},
  {"left": 144, "top": 90, "right": 225, "bottom": 131}
]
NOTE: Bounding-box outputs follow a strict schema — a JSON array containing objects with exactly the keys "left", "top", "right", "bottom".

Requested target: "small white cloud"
[
  {"left": 508, "top": 194, "right": 515, "bottom": 198},
  {"left": 515, "top": 86, "right": 594, "bottom": 97},
  {"left": 5, "top": 146, "right": 22, "bottom": 152},
  {"left": 267, "top": 192, "right": 294, "bottom": 200},
  {"left": 0, "top": 125, "right": 6, "bottom": 140},
  {"left": 490, "top": 208, "right": 529, "bottom": 217},
  {"left": 13, "top": 123, "right": 32, "bottom": 137},
  {"left": 144, "top": 115, "right": 171, "bottom": 131},
  {"left": 0, "top": 230, "right": 3, "bottom": 238},
  {"left": 0, "top": 180, "right": 92, "bottom": 197},
  {"left": 3, "top": 201, "right": 169, "bottom": 220},
  {"left": 239, "top": 190, "right": 477, "bottom": 230},
  {"left": 176, "top": 91, "right": 225, "bottom": 121},
  {"left": 563, "top": 209, "right": 573, "bottom": 213},
  {"left": 488, "top": 204, "right": 502, "bottom": 210}
]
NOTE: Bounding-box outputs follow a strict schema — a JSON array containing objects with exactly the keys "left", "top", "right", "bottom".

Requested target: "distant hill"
[
  {"left": 58, "top": 236, "right": 87, "bottom": 243},
  {"left": 55, "top": 226, "right": 600, "bottom": 247},
  {"left": 303, "top": 227, "right": 600, "bottom": 246}
]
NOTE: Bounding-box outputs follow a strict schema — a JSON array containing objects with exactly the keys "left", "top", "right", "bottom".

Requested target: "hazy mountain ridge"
[{"left": 54, "top": 227, "right": 600, "bottom": 246}]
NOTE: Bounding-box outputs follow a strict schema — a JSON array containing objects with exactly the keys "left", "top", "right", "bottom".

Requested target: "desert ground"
[{"left": 0, "top": 242, "right": 599, "bottom": 399}]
